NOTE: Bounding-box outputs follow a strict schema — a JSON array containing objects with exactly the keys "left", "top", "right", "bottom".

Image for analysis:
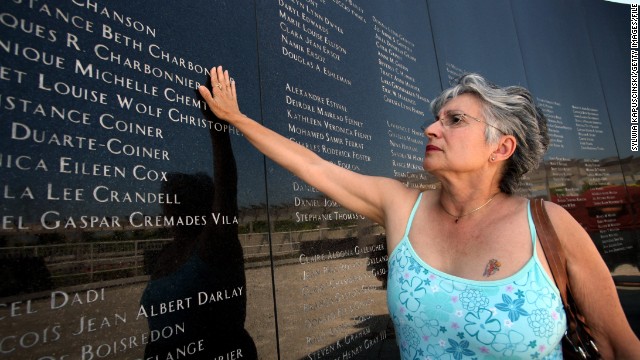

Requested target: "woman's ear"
[{"left": 493, "top": 135, "right": 517, "bottom": 161}]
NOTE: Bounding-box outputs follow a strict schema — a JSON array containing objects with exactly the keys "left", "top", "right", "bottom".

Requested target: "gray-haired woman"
[{"left": 199, "top": 66, "right": 639, "bottom": 359}]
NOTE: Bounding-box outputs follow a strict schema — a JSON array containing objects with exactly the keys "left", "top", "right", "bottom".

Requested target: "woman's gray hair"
[{"left": 430, "top": 74, "right": 549, "bottom": 194}]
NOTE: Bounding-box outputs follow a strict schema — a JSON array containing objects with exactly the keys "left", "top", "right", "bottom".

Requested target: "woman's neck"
[{"left": 438, "top": 178, "right": 503, "bottom": 219}]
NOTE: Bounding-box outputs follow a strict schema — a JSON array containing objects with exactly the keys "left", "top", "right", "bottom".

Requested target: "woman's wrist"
[{"left": 221, "top": 112, "right": 252, "bottom": 129}]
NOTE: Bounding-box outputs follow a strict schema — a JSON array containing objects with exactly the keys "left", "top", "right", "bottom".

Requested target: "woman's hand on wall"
[{"left": 199, "top": 66, "right": 244, "bottom": 123}]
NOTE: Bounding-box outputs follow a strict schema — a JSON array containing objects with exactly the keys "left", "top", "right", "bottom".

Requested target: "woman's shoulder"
[
  {"left": 381, "top": 186, "right": 425, "bottom": 248},
  {"left": 381, "top": 181, "right": 425, "bottom": 206},
  {"left": 539, "top": 199, "right": 593, "bottom": 249},
  {"left": 540, "top": 199, "right": 579, "bottom": 224}
]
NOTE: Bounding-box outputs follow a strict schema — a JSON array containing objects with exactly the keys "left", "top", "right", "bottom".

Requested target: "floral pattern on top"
[{"left": 386, "top": 197, "right": 566, "bottom": 360}]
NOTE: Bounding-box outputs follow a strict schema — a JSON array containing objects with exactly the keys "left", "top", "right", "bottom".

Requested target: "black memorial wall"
[{"left": 0, "top": 0, "right": 636, "bottom": 359}]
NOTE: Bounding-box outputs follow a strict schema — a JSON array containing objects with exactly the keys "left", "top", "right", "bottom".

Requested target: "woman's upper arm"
[
  {"left": 545, "top": 202, "right": 640, "bottom": 358},
  {"left": 299, "top": 158, "right": 415, "bottom": 226}
]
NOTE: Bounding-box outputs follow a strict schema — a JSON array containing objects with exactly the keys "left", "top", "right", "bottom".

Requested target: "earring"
[{"left": 490, "top": 155, "right": 496, "bottom": 162}]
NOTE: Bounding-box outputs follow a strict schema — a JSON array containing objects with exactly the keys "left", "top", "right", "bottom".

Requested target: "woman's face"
[{"left": 422, "top": 93, "right": 494, "bottom": 175}]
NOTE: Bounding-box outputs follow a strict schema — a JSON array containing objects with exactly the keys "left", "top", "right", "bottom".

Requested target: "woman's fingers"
[
  {"left": 216, "top": 66, "right": 225, "bottom": 89},
  {"left": 198, "top": 85, "right": 212, "bottom": 102},
  {"left": 231, "top": 79, "right": 237, "bottom": 99},
  {"left": 208, "top": 66, "right": 236, "bottom": 98},
  {"left": 224, "top": 69, "right": 231, "bottom": 87},
  {"left": 198, "top": 66, "right": 241, "bottom": 121}
]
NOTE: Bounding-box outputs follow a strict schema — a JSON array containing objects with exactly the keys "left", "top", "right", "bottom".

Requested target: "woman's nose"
[{"left": 423, "top": 119, "right": 441, "bottom": 138}]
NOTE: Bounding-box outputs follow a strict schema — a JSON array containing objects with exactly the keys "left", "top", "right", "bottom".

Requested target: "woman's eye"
[{"left": 450, "top": 115, "right": 464, "bottom": 125}]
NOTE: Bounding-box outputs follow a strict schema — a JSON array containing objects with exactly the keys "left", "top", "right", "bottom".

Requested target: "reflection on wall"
[
  {"left": 0, "top": 0, "right": 636, "bottom": 359},
  {"left": 140, "top": 106, "right": 257, "bottom": 359},
  {"left": 510, "top": 0, "right": 638, "bottom": 270}
]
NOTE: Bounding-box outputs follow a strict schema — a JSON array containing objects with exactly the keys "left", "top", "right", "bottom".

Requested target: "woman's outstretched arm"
[{"left": 198, "top": 66, "right": 412, "bottom": 226}]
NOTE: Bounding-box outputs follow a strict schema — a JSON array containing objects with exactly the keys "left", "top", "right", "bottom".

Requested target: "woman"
[{"left": 199, "top": 66, "right": 639, "bottom": 359}]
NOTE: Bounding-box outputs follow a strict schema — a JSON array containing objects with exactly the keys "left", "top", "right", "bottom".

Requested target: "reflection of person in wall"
[
  {"left": 199, "top": 66, "right": 640, "bottom": 359},
  {"left": 139, "top": 102, "right": 257, "bottom": 359}
]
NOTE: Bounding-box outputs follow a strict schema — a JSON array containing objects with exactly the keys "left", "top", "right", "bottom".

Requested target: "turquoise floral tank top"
[{"left": 387, "top": 193, "right": 566, "bottom": 359}]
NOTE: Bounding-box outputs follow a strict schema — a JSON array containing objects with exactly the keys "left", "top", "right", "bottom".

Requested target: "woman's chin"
[{"left": 422, "top": 159, "right": 438, "bottom": 172}]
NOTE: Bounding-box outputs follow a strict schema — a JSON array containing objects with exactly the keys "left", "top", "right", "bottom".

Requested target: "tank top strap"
[
  {"left": 526, "top": 199, "right": 538, "bottom": 254},
  {"left": 403, "top": 192, "right": 424, "bottom": 238}
]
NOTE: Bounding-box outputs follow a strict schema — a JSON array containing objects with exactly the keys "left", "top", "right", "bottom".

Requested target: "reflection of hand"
[{"left": 198, "top": 66, "right": 243, "bottom": 123}]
